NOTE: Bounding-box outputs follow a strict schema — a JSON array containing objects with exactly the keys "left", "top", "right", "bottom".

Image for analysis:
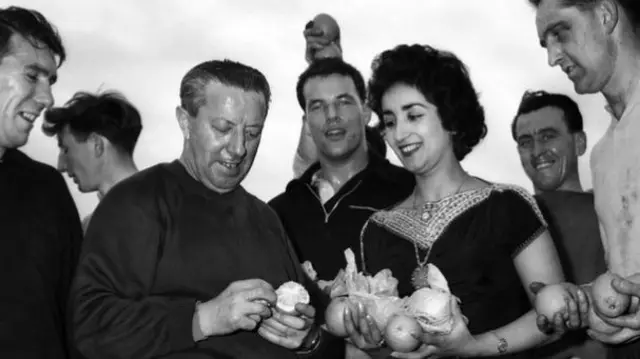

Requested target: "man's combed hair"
[
  {"left": 296, "top": 57, "right": 367, "bottom": 110},
  {"left": 180, "top": 59, "right": 271, "bottom": 117},
  {"left": 0, "top": 6, "right": 65, "bottom": 66},
  {"left": 511, "top": 90, "right": 583, "bottom": 140},
  {"left": 528, "top": 0, "right": 640, "bottom": 28},
  {"left": 43, "top": 91, "right": 143, "bottom": 155},
  {"left": 368, "top": 44, "right": 487, "bottom": 161},
  {"left": 528, "top": 0, "right": 598, "bottom": 8}
]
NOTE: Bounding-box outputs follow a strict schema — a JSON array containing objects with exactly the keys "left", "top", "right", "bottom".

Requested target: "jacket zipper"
[{"left": 305, "top": 180, "right": 363, "bottom": 223}]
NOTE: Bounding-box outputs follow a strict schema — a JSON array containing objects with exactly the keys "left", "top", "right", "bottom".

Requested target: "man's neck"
[
  {"left": 317, "top": 145, "right": 369, "bottom": 191},
  {"left": 603, "top": 42, "right": 640, "bottom": 119},
  {"left": 97, "top": 160, "right": 138, "bottom": 198},
  {"left": 536, "top": 181, "right": 584, "bottom": 195}
]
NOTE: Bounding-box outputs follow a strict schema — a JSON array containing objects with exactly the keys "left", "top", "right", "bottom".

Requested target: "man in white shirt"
[{"left": 531, "top": 0, "right": 640, "bottom": 353}]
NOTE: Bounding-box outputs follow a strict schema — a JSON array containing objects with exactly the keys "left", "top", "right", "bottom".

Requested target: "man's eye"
[
  {"left": 26, "top": 73, "right": 38, "bottom": 82},
  {"left": 308, "top": 103, "right": 322, "bottom": 112},
  {"left": 214, "top": 124, "right": 231, "bottom": 133},
  {"left": 518, "top": 139, "right": 532, "bottom": 148}
]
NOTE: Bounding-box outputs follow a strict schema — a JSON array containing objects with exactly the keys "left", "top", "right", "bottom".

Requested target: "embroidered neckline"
[{"left": 358, "top": 183, "right": 545, "bottom": 275}]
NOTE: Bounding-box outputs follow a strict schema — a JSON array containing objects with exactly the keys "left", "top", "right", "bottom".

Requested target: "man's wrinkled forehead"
[
  {"left": 516, "top": 106, "right": 568, "bottom": 136},
  {"left": 202, "top": 81, "right": 267, "bottom": 115}
]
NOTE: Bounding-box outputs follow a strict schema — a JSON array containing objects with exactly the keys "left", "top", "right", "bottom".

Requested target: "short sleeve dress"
[{"left": 360, "top": 184, "right": 547, "bottom": 359}]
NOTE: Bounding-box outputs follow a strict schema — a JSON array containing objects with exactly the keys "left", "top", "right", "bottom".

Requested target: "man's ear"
[
  {"left": 176, "top": 106, "right": 191, "bottom": 140},
  {"left": 575, "top": 131, "right": 587, "bottom": 156},
  {"left": 600, "top": 0, "right": 619, "bottom": 35},
  {"left": 91, "top": 133, "right": 105, "bottom": 157}
]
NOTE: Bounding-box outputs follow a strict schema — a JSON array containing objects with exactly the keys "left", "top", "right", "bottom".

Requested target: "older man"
[
  {"left": 71, "top": 59, "right": 341, "bottom": 359},
  {"left": 531, "top": 0, "right": 640, "bottom": 355},
  {"left": 0, "top": 6, "right": 83, "bottom": 359}
]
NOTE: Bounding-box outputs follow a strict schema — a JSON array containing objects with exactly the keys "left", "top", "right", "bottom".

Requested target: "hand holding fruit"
[
  {"left": 390, "top": 295, "right": 476, "bottom": 359},
  {"left": 196, "top": 279, "right": 276, "bottom": 337},
  {"left": 530, "top": 281, "right": 589, "bottom": 334},
  {"left": 303, "top": 13, "right": 342, "bottom": 64},
  {"left": 258, "top": 281, "right": 316, "bottom": 349},
  {"left": 588, "top": 273, "right": 640, "bottom": 344},
  {"left": 338, "top": 296, "right": 424, "bottom": 355},
  {"left": 343, "top": 300, "right": 388, "bottom": 350},
  {"left": 532, "top": 272, "right": 640, "bottom": 340}
]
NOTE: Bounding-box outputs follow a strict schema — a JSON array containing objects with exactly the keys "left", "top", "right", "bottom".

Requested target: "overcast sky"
[{"left": 19, "top": 0, "right": 609, "bottom": 218}]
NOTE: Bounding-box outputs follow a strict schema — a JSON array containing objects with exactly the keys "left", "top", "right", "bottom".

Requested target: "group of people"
[{"left": 3, "top": 1, "right": 640, "bottom": 359}]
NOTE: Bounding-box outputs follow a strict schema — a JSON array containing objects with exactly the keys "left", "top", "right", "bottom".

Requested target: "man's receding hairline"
[
  {"left": 195, "top": 79, "right": 268, "bottom": 114},
  {"left": 202, "top": 79, "right": 268, "bottom": 101}
]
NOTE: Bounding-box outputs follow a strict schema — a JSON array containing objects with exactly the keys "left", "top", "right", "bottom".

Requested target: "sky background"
[{"left": 19, "top": 0, "right": 609, "bottom": 218}]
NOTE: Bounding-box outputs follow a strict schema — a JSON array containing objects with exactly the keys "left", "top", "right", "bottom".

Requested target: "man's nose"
[
  {"left": 532, "top": 140, "right": 546, "bottom": 157},
  {"left": 35, "top": 82, "right": 54, "bottom": 109},
  {"left": 57, "top": 153, "right": 67, "bottom": 173},
  {"left": 547, "top": 43, "right": 563, "bottom": 68},
  {"left": 227, "top": 129, "right": 247, "bottom": 159},
  {"left": 323, "top": 102, "right": 339, "bottom": 122}
]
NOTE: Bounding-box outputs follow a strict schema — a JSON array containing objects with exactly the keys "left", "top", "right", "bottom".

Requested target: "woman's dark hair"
[{"left": 368, "top": 44, "right": 487, "bottom": 161}]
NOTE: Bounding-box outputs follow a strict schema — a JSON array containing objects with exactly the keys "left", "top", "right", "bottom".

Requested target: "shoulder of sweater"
[
  {"left": 99, "top": 163, "right": 172, "bottom": 207},
  {"left": 244, "top": 189, "right": 282, "bottom": 223},
  {"left": 9, "top": 149, "right": 61, "bottom": 179}
]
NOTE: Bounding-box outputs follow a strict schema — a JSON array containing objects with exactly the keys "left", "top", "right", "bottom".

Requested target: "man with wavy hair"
[{"left": 43, "top": 90, "right": 142, "bottom": 231}]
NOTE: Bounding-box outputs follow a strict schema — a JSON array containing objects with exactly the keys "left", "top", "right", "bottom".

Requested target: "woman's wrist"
[{"left": 466, "top": 332, "right": 507, "bottom": 357}]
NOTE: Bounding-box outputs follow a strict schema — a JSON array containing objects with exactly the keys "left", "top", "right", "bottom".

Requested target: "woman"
[{"left": 343, "top": 44, "right": 576, "bottom": 358}]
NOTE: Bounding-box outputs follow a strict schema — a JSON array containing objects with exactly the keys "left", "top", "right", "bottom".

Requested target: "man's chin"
[
  {"left": 572, "top": 78, "right": 601, "bottom": 95},
  {"left": 534, "top": 179, "right": 563, "bottom": 192},
  {"left": 78, "top": 186, "right": 95, "bottom": 194}
]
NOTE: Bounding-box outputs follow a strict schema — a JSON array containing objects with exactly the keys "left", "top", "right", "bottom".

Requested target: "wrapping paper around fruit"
[
  {"left": 332, "top": 249, "right": 400, "bottom": 298},
  {"left": 406, "top": 287, "right": 458, "bottom": 335},
  {"left": 302, "top": 249, "right": 400, "bottom": 298},
  {"left": 348, "top": 292, "right": 408, "bottom": 328},
  {"left": 304, "top": 249, "right": 460, "bottom": 333}
]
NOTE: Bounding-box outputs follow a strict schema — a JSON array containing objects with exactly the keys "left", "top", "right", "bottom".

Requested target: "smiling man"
[
  {"left": 0, "top": 6, "right": 84, "bottom": 359},
  {"left": 513, "top": 90, "right": 586, "bottom": 194},
  {"left": 269, "top": 59, "right": 414, "bottom": 359},
  {"left": 512, "top": 89, "right": 606, "bottom": 359},
  {"left": 42, "top": 90, "right": 142, "bottom": 232}
]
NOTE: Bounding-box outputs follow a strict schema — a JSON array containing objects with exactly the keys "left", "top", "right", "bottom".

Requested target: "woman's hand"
[
  {"left": 343, "top": 300, "right": 388, "bottom": 352},
  {"left": 391, "top": 296, "right": 476, "bottom": 359}
]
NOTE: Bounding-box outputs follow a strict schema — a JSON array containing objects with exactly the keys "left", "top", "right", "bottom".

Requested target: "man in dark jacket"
[{"left": 0, "top": 6, "right": 84, "bottom": 359}]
